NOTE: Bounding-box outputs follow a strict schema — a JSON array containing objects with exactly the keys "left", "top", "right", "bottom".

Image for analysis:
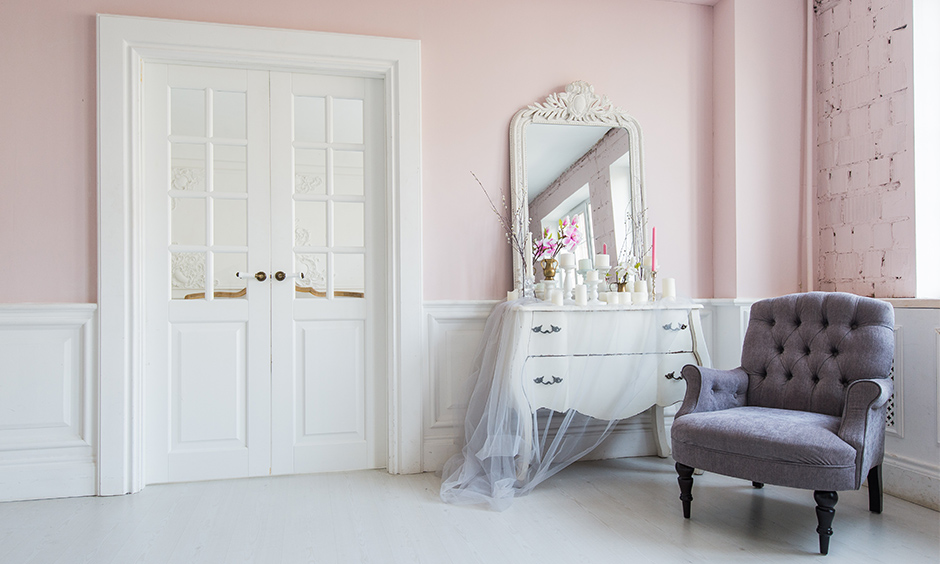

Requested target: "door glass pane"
[
  {"left": 213, "top": 199, "right": 247, "bottom": 247},
  {"left": 171, "top": 144, "right": 206, "bottom": 192},
  {"left": 171, "top": 198, "right": 206, "bottom": 246},
  {"left": 213, "top": 91, "right": 246, "bottom": 139},
  {"left": 333, "top": 98, "right": 363, "bottom": 144},
  {"left": 213, "top": 253, "right": 247, "bottom": 299},
  {"left": 295, "top": 96, "right": 326, "bottom": 143},
  {"left": 170, "top": 88, "right": 205, "bottom": 137},
  {"left": 295, "top": 201, "right": 327, "bottom": 247},
  {"left": 333, "top": 150, "right": 364, "bottom": 196},
  {"left": 294, "top": 253, "right": 327, "bottom": 299},
  {"left": 213, "top": 145, "right": 247, "bottom": 193},
  {"left": 295, "top": 149, "right": 327, "bottom": 195},
  {"left": 334, "top": 202, "right": 364, "bottom": 247},
  {"left": 334, "top": 254, "right": 364, "bottom": 298},
  {"left": 171, "top": 251, "right": 207, "bottom": 300}
]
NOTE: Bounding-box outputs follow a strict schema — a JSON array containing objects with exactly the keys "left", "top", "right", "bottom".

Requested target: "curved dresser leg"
[{"left": 651, "top": 405, "right": 670, "bottom": 457}]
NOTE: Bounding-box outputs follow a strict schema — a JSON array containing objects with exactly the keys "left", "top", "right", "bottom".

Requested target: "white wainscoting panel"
[
  {"left": 0, "top": 304, "right": 97, "bottom": 502},
  {"left": 422, "top": 301, "right": 496, "bottom": 470},
  {"left": 882, "top": 304, "right": 940, "bottom": 510}
]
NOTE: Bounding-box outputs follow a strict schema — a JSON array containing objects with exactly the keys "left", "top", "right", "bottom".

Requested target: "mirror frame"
[{"left": 509, "top": 81, "right": 647, "bottom": 292}]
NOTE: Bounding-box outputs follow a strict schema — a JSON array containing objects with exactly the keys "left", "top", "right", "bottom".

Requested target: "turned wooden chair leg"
[
  {"left": 676, "top": 462, "right": 695, "bottom": 518},
  {"left": 868, "top": 465, "right": 884, "bottom": 514},
  {"left": 814, "top": 490, "right": 838, "bottom": 555},
  {"left": 752, "top": 481, "right": 764, "bottom": 488}
]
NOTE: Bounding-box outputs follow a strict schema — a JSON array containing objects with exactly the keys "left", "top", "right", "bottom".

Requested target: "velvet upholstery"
[{"left": 672, "top": 292, "right": 895, "bottom": 492}]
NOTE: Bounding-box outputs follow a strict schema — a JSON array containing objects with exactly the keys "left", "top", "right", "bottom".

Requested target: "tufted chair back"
[{"left": 741, "top": 292, "right": 895, "bottom": 417}]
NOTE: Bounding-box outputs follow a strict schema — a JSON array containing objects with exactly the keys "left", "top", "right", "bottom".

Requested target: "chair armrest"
[
  {"left": 838, "top": 378, "right": 893, "bottom": 452},
  {"left": 675, "top": 365, "right": 749, "bottom": 419}
]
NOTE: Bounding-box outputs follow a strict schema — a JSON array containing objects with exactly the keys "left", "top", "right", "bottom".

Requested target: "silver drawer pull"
[
  {"left": 663, "top": 322, "right": 688, "bottom": 332},
  {"left": 534, "top": 376, "right": 563, "bottom": 385},
  {"left": 665, "top": 371, "right": 684, "bottom": 381},
  {"left": 532, "top": 325, "right": 562, "bottom": 334}
]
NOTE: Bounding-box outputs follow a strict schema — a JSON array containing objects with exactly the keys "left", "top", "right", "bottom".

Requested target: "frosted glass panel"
[
  {"left": 171, "top": 198, "right": 206, "bottom": 246},
  {"left": 171, "top": 144, "right": 206, "bottom": 192},
  {"left": 213, "top": 91, "right": 246, "bottom": 139},
  {"left": 171, "top": 88, "right": 205, "bottom": 137},
  {"left": 334, "top": 254, "right": 364, "bottom": 298},
  {"left": 213, "top": 253, "right": 247, "bottom": 299},
  {"left": 294, "top": 253, "right": 327, "bottom": 299},
  {"left": 334, "top": 202, "right": 364, "bottom": 247},
  {"left": 333, "top": 98, "right": 363, "bottom": 144},
  {"left": 214, "top": 199, "right": 247, "bottom": 247},
  {"left": 295, "top": 96, "right": 326, "bottom": 143},
  {"left": 213, "top": 145, "right": 247, "bottom": 193},
  {"left": 171, "top": 252, "right": 207, "bottom": 300},
  {"left": 295, "top": 149, "right": 327, "bottom": 195},
  {"left": 334, "top": 150, "right": 364, "bottom": 196},
  {"left": 295, "top": 201, "right": 327, "bottom": 247}
]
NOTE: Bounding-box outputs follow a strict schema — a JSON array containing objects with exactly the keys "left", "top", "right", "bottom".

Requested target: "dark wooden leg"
[
  {"left": 814, "top": 490, "right": 838, "bottom": 555},
  {"left": 868, "top": 465, "right": 883, "bottom": 514},
  {"left": 752, "top": 481, "right": 764, "bottom": 488},
  {"left": 676, "top": 462, "right": 695, "bottom": 518}
]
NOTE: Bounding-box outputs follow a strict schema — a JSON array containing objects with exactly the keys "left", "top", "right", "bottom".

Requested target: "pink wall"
[
  {"left": 0, "top": 0, "right": 716, "bottom": 303},
  {"left": 814, "top": 0, "right": 916, "bottom": 298},
  {"left": 711, "top": 0, "right": 806, "bottom": 299}
]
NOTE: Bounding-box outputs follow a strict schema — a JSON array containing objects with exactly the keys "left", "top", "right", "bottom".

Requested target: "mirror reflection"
[{"left": 526, "top": 124, "right": 634, "bottom": 276}]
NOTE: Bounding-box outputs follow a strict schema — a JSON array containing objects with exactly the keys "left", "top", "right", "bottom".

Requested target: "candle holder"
[
  {"left": 586, "top": 280, "right": 603, "bottom": 304},
  {"left": 563, "top": 264, "right": 578, "bottom": 304},
  {"left": 650, "top": 270, "right": 657, "bottom": 302}
]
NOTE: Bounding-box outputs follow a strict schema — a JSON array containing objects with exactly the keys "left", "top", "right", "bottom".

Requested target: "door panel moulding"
[{"left": 98, "top": 14, "right": 421, "bottom": 495}]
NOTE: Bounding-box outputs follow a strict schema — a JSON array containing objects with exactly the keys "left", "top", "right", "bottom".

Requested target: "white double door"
[{"left": 143, "top": 63, "right": 387, "bottom": 484}]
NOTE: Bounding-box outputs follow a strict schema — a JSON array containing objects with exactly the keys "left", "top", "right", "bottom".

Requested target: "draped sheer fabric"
[{"left": 440, "top": 297, "right": 696, "bottom": 510}]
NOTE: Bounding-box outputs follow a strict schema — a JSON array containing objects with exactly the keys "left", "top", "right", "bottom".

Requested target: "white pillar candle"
[
  {"left": 551, "top": 289, "right": 564, "bottom": 306},
  {"left": 632, "top": 291, "right": 648, "bottom": 304},
  {"left": 620, "top": 291, "right": 633, "bottom": 305},
  {"left": 634, "top": 280, "right": 648, "bottom": 293},
  {"left": 575, "top": 284, "right": 588, "bottom": 306},
  {"left": 578, "top": 258, "right": 593, "bottom": 271},
  {"left": 663, "top": 277, "right": 677, "bottom": 298},
  {"left": 585, "top": 270, "right": 598, "bottom": 282},
  {"left": 595, "top": 254, "right": 610, "bottom": 269},
  {"left": 643, "top": 256, "right": 652, "bottom": 271},
  {"left": 558, "top": 252, "right": 575, "bottom": 268},
  {"left": 507, "top": 290, "right": 518, "bottom": 301},
  {"left": 607, "top": 292, "right": 620, "bottom": 305}
]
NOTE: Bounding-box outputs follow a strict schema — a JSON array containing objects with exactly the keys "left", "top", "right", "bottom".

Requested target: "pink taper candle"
[
  {"left": 651, "top": 227, "right": 656, "bottom": 272},
  {"left": 603, "top": 243, "right": 607, "bottom": 254}
]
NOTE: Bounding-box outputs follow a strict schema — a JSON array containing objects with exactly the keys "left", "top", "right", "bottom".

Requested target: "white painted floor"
[{"left": 1, "top": 457, "right": 937, "bottom": 563}]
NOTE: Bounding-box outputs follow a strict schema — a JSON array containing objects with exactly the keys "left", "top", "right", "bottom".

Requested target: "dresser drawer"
[
  {"left": 521, "top": 354, "right": 660, "bottom": 421},
  {"left": 526, "top": 309, "right": 694, "bottom": 357}
]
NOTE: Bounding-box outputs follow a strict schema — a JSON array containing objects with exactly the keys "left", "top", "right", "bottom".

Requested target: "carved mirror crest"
[{"left": 510, "top": 81, "right": 647, "bottom": 291}]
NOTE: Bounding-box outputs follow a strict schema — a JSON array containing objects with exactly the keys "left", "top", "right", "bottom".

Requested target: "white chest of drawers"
[{"left": 504, "top": 301, "right": 711, "bottom": 458}]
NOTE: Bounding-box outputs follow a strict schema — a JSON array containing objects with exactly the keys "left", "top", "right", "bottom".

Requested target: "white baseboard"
[
  {"left": 883, "top": 453, "right": 940, "bottom": 511},
  {"left": 0, "top": 304, "right": 97, "bottom": 501}
]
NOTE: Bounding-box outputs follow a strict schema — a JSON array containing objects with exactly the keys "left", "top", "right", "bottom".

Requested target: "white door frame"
[{"left": 97, "top": 14, "right": 423, "bottom": 495}]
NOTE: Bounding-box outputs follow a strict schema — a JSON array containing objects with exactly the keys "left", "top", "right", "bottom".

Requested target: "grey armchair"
[{"left": 671, "top": 292, "right": 895, "bottom": 555}]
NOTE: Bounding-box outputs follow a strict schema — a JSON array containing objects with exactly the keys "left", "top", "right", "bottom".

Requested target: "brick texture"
[{"left": 815, "top": 0, "right": 915, "bottom": 297}]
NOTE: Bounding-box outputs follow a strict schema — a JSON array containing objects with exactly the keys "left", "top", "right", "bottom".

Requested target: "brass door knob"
[
  {"left": 274, "top": 271, "right": 305, "bottom": 281},
  {"left": 254, "top": 271, "right": 267, "bottom": 282}
]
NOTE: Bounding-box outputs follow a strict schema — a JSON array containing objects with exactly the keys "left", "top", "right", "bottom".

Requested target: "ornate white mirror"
[{"left": 510, "top": 81, "right": 647, "bottom": 291}]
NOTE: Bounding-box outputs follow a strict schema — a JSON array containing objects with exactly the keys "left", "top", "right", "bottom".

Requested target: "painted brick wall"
[{"left": 815, "top": 0, "right": 916, "bottom": 297}]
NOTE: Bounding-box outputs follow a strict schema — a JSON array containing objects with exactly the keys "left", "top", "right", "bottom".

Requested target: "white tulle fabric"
[{"left": 440, "top": 297, "right": 694, "bottom": 510}]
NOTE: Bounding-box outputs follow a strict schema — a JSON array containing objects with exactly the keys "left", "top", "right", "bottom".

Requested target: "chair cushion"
[{"left": 672, "top": 406, "right": 859, "bottom": 490}]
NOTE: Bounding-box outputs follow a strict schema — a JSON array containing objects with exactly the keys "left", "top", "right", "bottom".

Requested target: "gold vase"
[
  {"left": 617, "top": 282, "right": 630, "bottom": 292},
  {"left": 541, "top": 258, "right": 558, "bottom": 280}
]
